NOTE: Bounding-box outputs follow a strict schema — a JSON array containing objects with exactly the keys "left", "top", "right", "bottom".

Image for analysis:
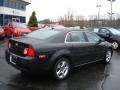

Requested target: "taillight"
[
  {"left": 8, "top": 41, "right": 11, "bottom": 49},
  {"left": 23, "top": 46, "right": 35, "bottom": 57}
]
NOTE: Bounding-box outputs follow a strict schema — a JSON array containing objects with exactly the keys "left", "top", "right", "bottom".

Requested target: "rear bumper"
[{"left": 5, "top": 50, "right": 51, "bottom": 73}]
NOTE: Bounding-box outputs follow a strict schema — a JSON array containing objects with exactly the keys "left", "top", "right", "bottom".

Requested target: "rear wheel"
[
  {"left": 104, "top": 49, "right": 112, "bottom": 63},
  {"left": 5, "top": 34, "right": 11, "bottom": 38},
  {"left": 5, "top": 34, "right": 9, "bottom": 38},
  {"left": 53, "top": 58, "right": 70, "bottom": 80}
]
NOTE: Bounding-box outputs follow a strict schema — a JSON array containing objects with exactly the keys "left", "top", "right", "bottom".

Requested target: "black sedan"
[
  {"left": 5, "top": 29, "right": 113, "bottom": 80},
  {"left": 92, "top": 27, "right": 120, "bottom": 50}
]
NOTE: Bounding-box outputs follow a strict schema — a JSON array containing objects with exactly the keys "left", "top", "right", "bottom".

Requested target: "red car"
[
  {"left": 4, "top": 22, "right": 31, "bottom": 37},
  {"left": 0, "top": 25, "right": 5, "bottom": 39}
]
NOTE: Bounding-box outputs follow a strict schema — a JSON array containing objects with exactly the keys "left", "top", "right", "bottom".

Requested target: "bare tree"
[{"left": 58, "top": 10, "right": 120, "bottom": 28}]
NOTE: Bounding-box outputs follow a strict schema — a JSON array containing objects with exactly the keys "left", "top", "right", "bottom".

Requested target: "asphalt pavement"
[{"left": 0, "top": 40, "right": 120, "bottom": 90}]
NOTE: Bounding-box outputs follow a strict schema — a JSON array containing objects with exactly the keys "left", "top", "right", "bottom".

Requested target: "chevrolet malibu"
[{"left": 5, "top": 29, "right": 113, "bottom": 80}]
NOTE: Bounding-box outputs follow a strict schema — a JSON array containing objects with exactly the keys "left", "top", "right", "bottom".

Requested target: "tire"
[
  {"left": 53, "top": 58, "right": 70, "bottom": 80},
  {"left": 11, "top": 34, "right": 14, "bottom": 38},
  {"left": 5, "top": 34, "right": 11, "bottom": 38},
  {"left": 5, "top": 34, "right": 9, "bottom": 38},
  {"left": 112, "top": 41, "right": 119, "bottom": 50},
  {"left": 104, "top": 49, "right": 112, "bottom": 63}
]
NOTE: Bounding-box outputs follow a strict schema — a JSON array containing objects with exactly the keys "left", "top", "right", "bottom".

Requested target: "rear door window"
[{"left": 66, "top": 31, "right": 87, "bottom": 42}]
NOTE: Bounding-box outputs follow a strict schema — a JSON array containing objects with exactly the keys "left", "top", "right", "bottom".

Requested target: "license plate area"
[{"left": 9, "top": 54, "right": 17, "bottom": 65}]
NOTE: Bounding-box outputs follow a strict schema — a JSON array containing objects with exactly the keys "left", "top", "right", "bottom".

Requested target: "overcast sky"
[{"left": 26, "top": 0, "right": 120, "bottom": 22}]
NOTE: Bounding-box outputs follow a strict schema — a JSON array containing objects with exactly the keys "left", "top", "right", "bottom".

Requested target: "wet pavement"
[{"left": 0, "top": 41, "right": 120, "bottom": 90}]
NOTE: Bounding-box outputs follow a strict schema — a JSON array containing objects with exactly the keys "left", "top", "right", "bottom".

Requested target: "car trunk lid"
[{"left": 8, "top": 37, "right": 45, "bottom": 57}]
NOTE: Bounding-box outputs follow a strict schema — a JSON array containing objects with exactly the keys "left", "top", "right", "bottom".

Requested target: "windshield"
[
  {"left": 109, "top": 28, "right": 120, "bottom": 35},
  {"left": 26, "top": 29, "right": 61, "bottom": 40},
  {"left": 13, "top": 23, "right": 27, "bottom": 28}
]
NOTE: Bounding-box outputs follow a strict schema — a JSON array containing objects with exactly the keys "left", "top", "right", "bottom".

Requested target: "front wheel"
[
  {"left": 112, "top": 41, "right": 119, "bottom": 50},
  {"left": 53, "top": 58, "right": 70, "bottom": 80},
  {"left": 104, "top": 49, "right": 112, "bottom": 63}
]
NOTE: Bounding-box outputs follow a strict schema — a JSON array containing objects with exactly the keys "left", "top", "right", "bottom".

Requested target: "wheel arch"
[
  {"left": 109, "top": 47, "right": 113, "bottom": 55},
  {"left": 111, "top": 40, "right": 119, "bottom": 50},
  {"left": 50, "top": 49, "right": 73, "bottom": 69}
]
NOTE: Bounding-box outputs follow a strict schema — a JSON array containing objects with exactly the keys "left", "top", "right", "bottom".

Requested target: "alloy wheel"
[
  {"left": 55, "top": 59, "right": 70, "bottom": 80},
  {"left": 105, "top": 50, "right": 112, "bottom": 63},
  {"left": 112, "top": 42, "right": 119, "bottom": 50}
]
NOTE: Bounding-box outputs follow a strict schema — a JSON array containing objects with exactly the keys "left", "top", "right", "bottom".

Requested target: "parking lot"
[{"left": 0, "top": 40, "right": 120, "bottom": 90}]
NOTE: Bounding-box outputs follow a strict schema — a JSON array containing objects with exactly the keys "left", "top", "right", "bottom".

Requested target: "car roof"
[
  {"left": 96, "top": 27, "right": 113, "bottom": 29},
  {"left": 45, "top": 28, "right": 89, "bottom": 33}
]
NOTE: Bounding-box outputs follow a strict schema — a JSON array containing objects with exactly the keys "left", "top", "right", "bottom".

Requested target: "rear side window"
[
  {"left": 66, "top": 33, "right": 71, "bottom": 42},
  {"left": 66, "top": 31, "right": 86, "bottom": 42},
  {"left": 26, "top": 30, "right": 61, "bottom": 40}
]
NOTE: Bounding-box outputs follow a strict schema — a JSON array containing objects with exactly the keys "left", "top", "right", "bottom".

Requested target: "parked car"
[
  {"left": 0, "top": 25, "right": 5, "bottom": 39},
  {"left": 4, "top": 22, "right": 31, "bottom": 37},
  {"left": 45, "top": 24, "right": 66, "bottom": 29},
  {"left": 92, "top": 27, "right": 120, "bottom": 50},
  {"left": 5, "top": 29, "right": 113, "bottom": 80}
]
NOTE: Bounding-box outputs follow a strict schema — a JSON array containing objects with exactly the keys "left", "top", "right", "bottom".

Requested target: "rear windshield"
[
  {"left": 13, "top": 23, "right": 27, "bottom": 28},
  {"left": 26, "top": 29, "right": 61, "bottom": 40}
]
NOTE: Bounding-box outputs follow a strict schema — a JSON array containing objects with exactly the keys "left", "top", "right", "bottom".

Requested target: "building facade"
[{"left": 0, "top": 0, "right": 31, "bottom": 26}]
